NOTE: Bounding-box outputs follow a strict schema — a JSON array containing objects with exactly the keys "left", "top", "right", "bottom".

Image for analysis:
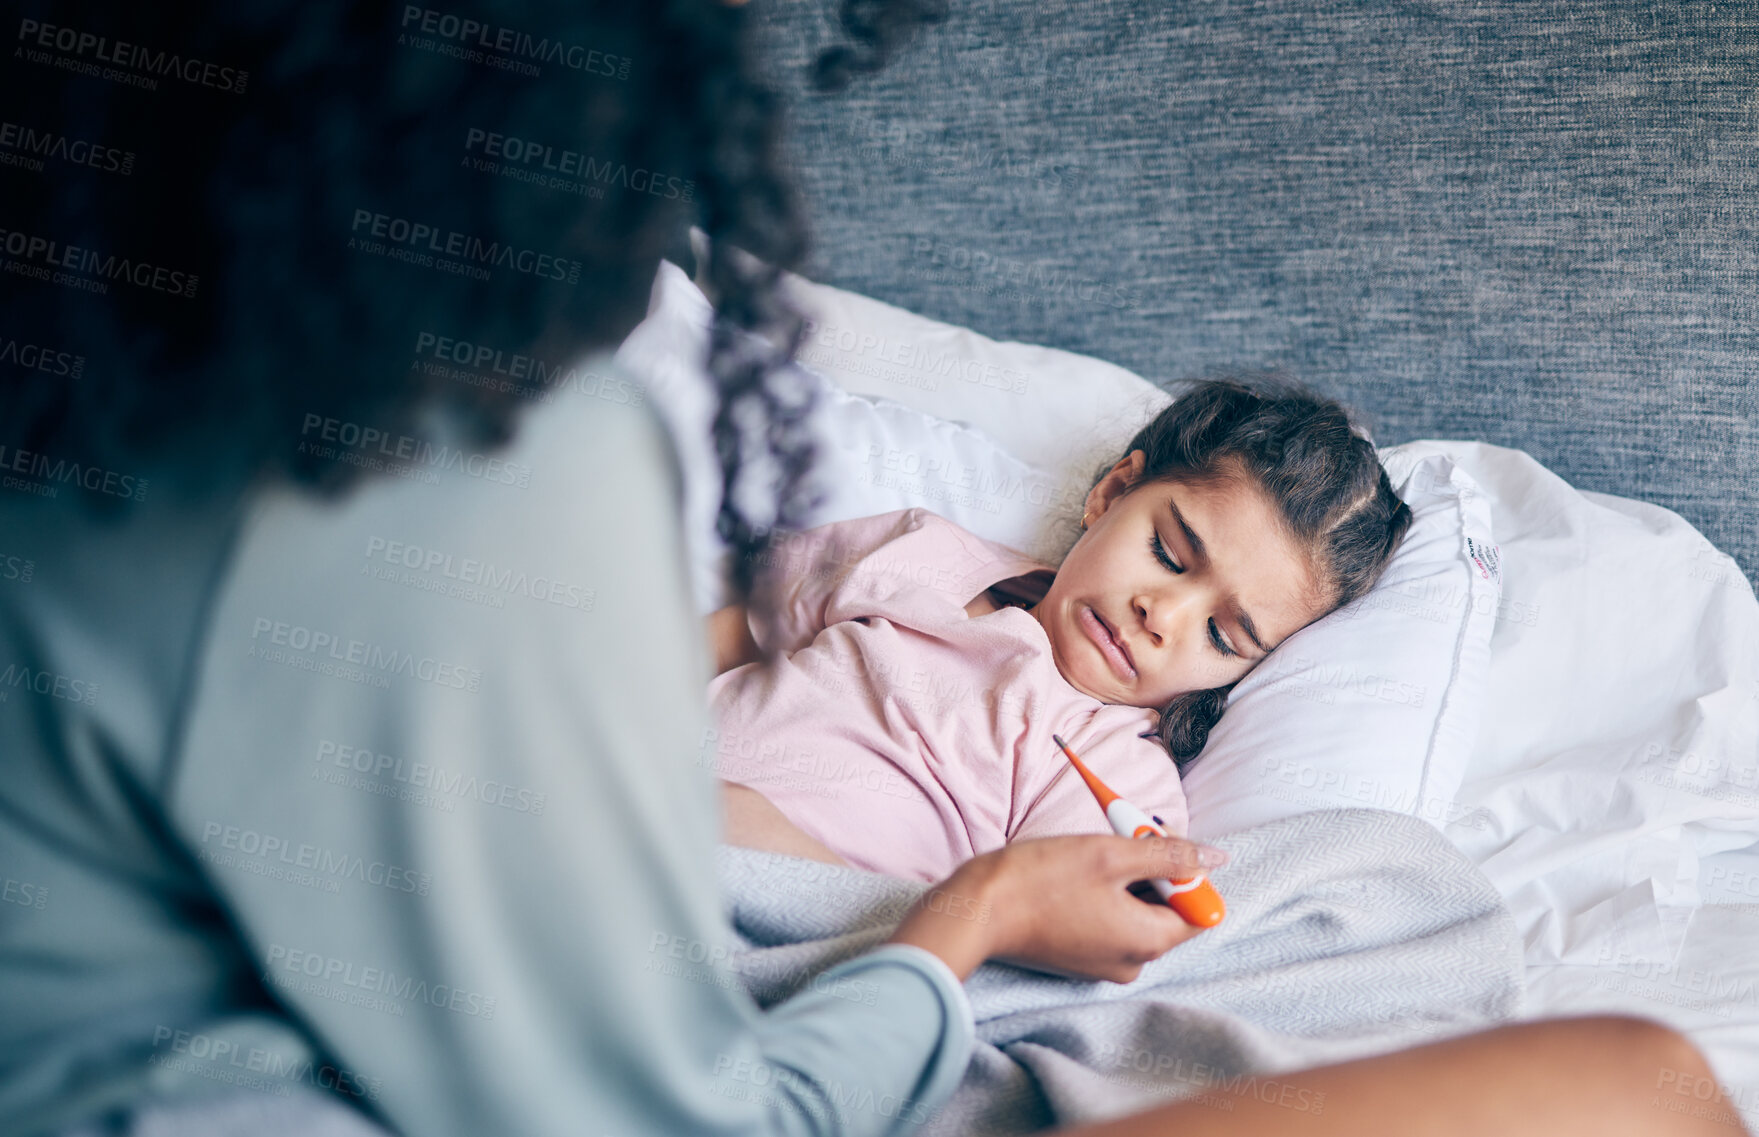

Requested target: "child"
[{"left": 706, "top": 377, "right": 1413, "bottom": 882}]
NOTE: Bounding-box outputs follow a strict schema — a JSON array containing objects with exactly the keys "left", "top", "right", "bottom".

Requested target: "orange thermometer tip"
[
  {"left": 1171, "top": 885, "right": 1227, "bottom": 927},
  {"left": 1052, "top": 734, "right": 1119, "bottom": 809}
]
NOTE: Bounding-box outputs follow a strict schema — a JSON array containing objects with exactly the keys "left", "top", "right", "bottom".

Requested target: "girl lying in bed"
[{"left": 708, "top": 377, "right": 1413, "bottom": 882}]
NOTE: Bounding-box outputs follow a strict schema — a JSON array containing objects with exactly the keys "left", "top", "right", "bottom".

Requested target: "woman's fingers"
[
  {"left": 1106, "top": 837, "right": 1226, "bottom": 957},
  {"left": 1106, "top": 834, "right": 1230, "bottom": 883},
  {"left": 965, "top": 835, "right": 1225, "bottom": 982}
]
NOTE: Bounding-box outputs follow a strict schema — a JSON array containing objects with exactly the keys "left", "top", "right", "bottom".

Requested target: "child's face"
[{"left": 1029, "top": 450, "right": 1330, "bottom": 709}]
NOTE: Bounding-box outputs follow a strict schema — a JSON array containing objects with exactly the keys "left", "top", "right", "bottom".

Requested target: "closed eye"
[
  {"left": 1148, "top": 530, "right": 1239, "bottom": 658},
  {"left": 1148, "top": 529, "right": 1181, "bottom": 573}
]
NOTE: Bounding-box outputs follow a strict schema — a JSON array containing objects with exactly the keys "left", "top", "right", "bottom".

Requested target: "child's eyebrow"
[{"left": 1166, "top": 493, "right": 1271, "bottom": 656}]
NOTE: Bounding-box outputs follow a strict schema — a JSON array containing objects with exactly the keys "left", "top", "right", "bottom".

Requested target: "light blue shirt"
[{"left": 0, "top": 353, "right": 975, "bottom": 1137}]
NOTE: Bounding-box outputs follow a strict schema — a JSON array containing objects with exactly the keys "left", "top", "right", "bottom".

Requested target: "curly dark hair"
[
  {"left": 0, "top": 0, "right": 940, "bottom": 634},
  {"left": 1103, "top": 376, "right": 1415, "bottom": 771}
]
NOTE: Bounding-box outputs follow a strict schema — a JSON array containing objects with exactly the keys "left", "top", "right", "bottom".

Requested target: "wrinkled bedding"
[{"left": 717, "top": 806, "right": 1524, "bottom": 1134}]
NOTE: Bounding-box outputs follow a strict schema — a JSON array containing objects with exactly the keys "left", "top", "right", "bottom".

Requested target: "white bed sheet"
[{"left": 1405, "top": 440, "right": 1759, "bottom": 1129}]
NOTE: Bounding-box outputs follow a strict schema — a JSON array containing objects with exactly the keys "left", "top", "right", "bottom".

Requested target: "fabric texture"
[
  {"left": 746, "top": 0, "right": 1759, "bottom": 591},
  {"left": 717, "top": 806, "right": 1525, "bottom": 1135},
  {"left": 0, "top": 354, "right": 973, "bottom": 1137},
  {"left": 707, "top": 507, "right": 1188, "bottom": 883}
]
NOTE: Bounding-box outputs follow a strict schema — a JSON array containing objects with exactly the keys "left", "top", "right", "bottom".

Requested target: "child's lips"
[{"left": 1079, "top": 605, "right": 1137, "bottom": 681}]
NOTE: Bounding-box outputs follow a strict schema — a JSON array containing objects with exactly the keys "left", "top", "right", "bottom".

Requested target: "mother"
[{"left": 0, "top": 2, "right": 1734, "bottom": 1136}]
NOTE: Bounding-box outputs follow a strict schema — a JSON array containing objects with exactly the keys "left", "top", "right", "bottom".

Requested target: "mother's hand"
[{"left": 886, "top": 834, "right": 1227, "bottom": 984}]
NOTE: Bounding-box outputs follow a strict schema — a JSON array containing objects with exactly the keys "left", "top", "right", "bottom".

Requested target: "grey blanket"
[{"left": 716, "top": 807, "right": 1525, "bottom": 1135}]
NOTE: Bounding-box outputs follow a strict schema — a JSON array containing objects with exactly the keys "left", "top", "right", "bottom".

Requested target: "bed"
[
  {"left": 637, "top": 259, "right": 1759, "bottom": 1131},
  {"left": 689, "top": 1, "right": 1759, "bottom": 1127}
]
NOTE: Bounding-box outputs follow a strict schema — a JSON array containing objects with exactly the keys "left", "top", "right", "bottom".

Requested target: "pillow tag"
[{"left": 1465, "top": 536, "right": 1502, "bottom": 592}]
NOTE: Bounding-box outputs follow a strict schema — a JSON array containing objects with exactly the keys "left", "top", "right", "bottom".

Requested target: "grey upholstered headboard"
[{"left": 748, "top": 0, "right": 1759, "bottom": 587}]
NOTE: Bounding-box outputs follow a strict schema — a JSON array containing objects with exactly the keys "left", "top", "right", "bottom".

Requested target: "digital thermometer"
[{"left": 1052, "top": 733, "right": 1226, "bottom": 928}]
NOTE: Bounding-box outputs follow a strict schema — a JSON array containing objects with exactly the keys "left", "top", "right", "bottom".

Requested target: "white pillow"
[
  {"left": 1178, "top": 448, "right": 1502, "bottom": 839},
  {"left": 616, "top": 260, "right": 1095, "bottom": 607},
  {"left": 616, "top": 259, "right": 1500, "bottom": 838}
]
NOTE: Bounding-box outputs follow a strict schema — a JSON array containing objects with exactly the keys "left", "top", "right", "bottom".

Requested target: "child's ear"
[
  {"left": 1110, "top": 450, "right": 1149, "bottom": 494},
  {"left": 1087, "top": 451, "right": 1148, "bottom": 520},
  {"left": 1104, "top": 450, "right": 1148, "bottom": 487}
]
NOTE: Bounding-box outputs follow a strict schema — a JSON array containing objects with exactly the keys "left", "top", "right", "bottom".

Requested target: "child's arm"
[
  {"left": 705, "top": 603, "right": 761, "bottom": 676},
  {"left": 719, "top": 780, "right": 850, "bottom": 866}
]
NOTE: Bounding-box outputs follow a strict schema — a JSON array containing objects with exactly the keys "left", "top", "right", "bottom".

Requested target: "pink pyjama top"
[{"left": 705, "top": 507, "right": 1190, "bottom": 882}]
